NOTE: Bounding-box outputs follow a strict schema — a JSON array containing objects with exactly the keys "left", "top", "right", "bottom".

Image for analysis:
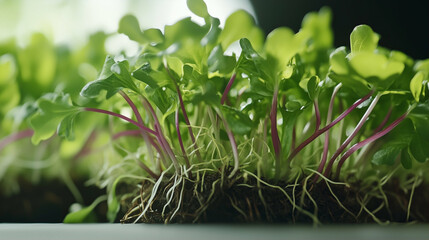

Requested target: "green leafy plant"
[{"left": 2, "top": 0, "right": 428, "bottom": 224}]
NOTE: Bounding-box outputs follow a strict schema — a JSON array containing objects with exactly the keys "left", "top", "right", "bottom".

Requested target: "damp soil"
[
  {"left": 0, "top": 179, "right": 107, "bottom": 223},
  {"left": 121, "top": 173, "right": 429, "bottom": 224}
]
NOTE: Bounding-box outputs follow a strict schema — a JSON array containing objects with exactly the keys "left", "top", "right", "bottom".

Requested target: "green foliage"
[
  {"left": 29, "top": 94, "right": 81, "bottom": 144},
  {"left": 63, "top": 195, "right": 107, "bottom": 223},
  {"left": 81, "top": 56, "right": 139, "bottom": 99},
  {"left": 1, "top": 0, "right": 429, "bottom": 224},
  {"left": 350, "top": 25, "right": 379, "bottom": 54}
]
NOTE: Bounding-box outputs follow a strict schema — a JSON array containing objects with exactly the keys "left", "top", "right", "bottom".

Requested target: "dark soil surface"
[
  {"left": 0, "top": 179, "right": 107, "bottom": 223},
  {"left": 121, "top": 173, "right": 429, "bottom": 224}
]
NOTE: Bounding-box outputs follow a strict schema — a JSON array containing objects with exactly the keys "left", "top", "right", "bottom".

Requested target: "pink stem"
[
  {"left": 84, "top": 108, "right": 157, "bottom": 136},
  {"left": 323, "top": 93, "right": 381, "bottom": 177},
  {"left": 314, "top": 98, "right": 321, "bottom": 132},
  {"left": 314, "top": 84, "right": 341, "bottom": 181},
  {"left": 176, "top": 109, "right": 190, "bottom": 168},
  {"left": 142, "top": 99, "right": 180, "bottom": 172},
  {"left": 112, "top": 129, "right": 142, "bottom": 140},
  {"left": 221, "top": 73, "right": 237, "bottom": 105},
  {"left": 334, "top": 111, "right": 409, "bottom": 179},
  {"left": 164, "top": 62, "right": 202, "bottom": 162},
  {"left": 119, "top": 91, "right": 157, "bottom": 167},
  {"left": 0, "top": 129, "right": 34, "bottom": 152},
  {"left": 373, "top": 107, "right": 392, "bottom": 134},
  {"left": 287, "top": 90, "right": 373, "bottom": 162}
]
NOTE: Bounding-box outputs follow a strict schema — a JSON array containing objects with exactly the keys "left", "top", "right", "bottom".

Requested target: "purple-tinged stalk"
[
  {"left": 141, "top": 98, "right": 180, "bottom": 173},
  {"left": 73, "top": 130, "right": 98, "bottom": 161},
  {"left": 83, "top": 107, "right": 171, "bottom": 175},
  {"left": 216, "top": 108, "right": 239, "bottom": 178},
  {"left": 287, "top": 90, "right": 373, "bottom": 162},
  {"left": 323, "top": 92, "right": 381, "bottom": 178},
  {"left": 373, "top": 107, "right": 392, "bottom": 134},
  {"left": 314, "top": 83, "right": 342, "bottom": 181},
  {"left": 134, "top": 158, "right": 159, "bottom": 179},
  {"left": 163, "top": 61, "right": 202, "bottom": 162},
  {"left": 354, "top": 106, "right": 393, "bottom": 167},
  {"left": 175, "top": 109, "right": 191, "bottom": 169},
  {"left": 313, "top": 98, "right": 321, "bottom": 132},
  {"left": 291, "top": 127, "right": 296, "bottom": 152},
  {"left": 0, "top": 129, "right": 34, "bottom": 153},
  {"left": 270, "top": 86, "right": 282, "bottom": 179},
  {"left": 221, "top": 72, "right": 237, "bottom": 105},
  {"left": 119, "top": 91, "right": 155, "bottom": 165},
  {"left": 334, "top": 108, "right": 413, "bottom": 179},
  {"left": 84, "top": 108, "right": 157, "bottom": 136},
  {"left": 112, "top": 129, "right": 142, "bottom": 140}
]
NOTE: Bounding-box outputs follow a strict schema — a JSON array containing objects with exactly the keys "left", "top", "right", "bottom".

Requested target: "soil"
[
  {"left": 0, "top": 179, "right": 107, "bottom": 223},
  {"left": 120, "top": 172, "right": 429, "bottom": 224}
]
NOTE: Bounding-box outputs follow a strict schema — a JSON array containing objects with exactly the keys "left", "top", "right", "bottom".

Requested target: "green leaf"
[
  {"left": 372, "top": 145, "right": 401, "bottom": 166},
  {"left": 166, "top": 56, "right": 184, "bottom": 78},
  {"left": 218, "top": 10, "right": 261, "bottom": 49},
  {"left": 350, "top": 25, "right": 379, "bottom": 54},
  {"left": 307, "top": 75, "right": 320, "bottom": 100},
  {"left": 201, "top": 17, "right": 221, "bottom": 46},
  {"left": 328, "top": 72, "right": 370, "bottom": 96},
  {"left": 80, "top": 57, "right": 139, "bottom": 99},
  {"left": 222, "top": 105, "right": 254, "bottom": 135},
  {"left": 6, "top": 102, "right": 37, "bottom": 127},
  {"left": 414, "top": 59, "right": 429, "bottom": 79},
  {"left": 118, "top": 15, "right": 164, "bottom": 45},
  {"left": 132, "top": 63, "right": 159, "bottom": 88},
  {"left": 30, "top": 94, "right": 81, "bottom": 145},
  {"left": 238, "top": 38, "right": 270, "bottom": 79},
  {"left": 300, "top": 7, "right": 333, "bottom": 49},
  {"left": 58, "top": 114, "right": 77, "bottom": 141},
  {"left": 118, "top": 15, "right": 146, "bottom": 43},
  {"left": 400, "top": 149, "right": 412, "bottom": 169},
  {"left": 409, "top": 134, "right": 429, "bottom": 163},
  {"left": 107, "top": 178, "right": 121, "bottom": 222},
  {"left": 145, "top": 86, "right": 173, "bottom": 113},
  {"left": 187, "top": 0, "right": 209, "bottom": 19},
  {"left": 207, "top": 45, "right": 236, "bottom": 74},
  {"left": 164, "top": 18, "right": 207, "bottom": 46},
  {"left": 410, "top": 71, "right": 424, "bottom": 102},
  {"left": 265, "top": 27, "right": 298, "bottom": 70},
  {"left": 248, "top": 76, "right": 273, "bottom": 97},
  {"left": 64, "top": 195, "right": 107, "bottom": 223},
  {"left": 161, "top": 98, "right": 178, "bottom": 126},
  {"left": 349, "top": 53, "right": 404, "bottom": 81},
  {"left": 329, "top": 47, "right": 349, "bottom": 75}
]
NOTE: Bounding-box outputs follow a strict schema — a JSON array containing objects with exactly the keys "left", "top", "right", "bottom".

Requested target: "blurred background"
[
  {"left": 0, "top": 0, "right": 427, "bottom": 58},
  {"left": 251, "top": 0, "right": 429, "bottom": 59}
]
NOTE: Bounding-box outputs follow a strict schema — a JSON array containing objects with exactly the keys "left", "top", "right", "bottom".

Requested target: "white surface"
[{"left": 0, "top": 224, "right": 428, "bottom": 240}]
